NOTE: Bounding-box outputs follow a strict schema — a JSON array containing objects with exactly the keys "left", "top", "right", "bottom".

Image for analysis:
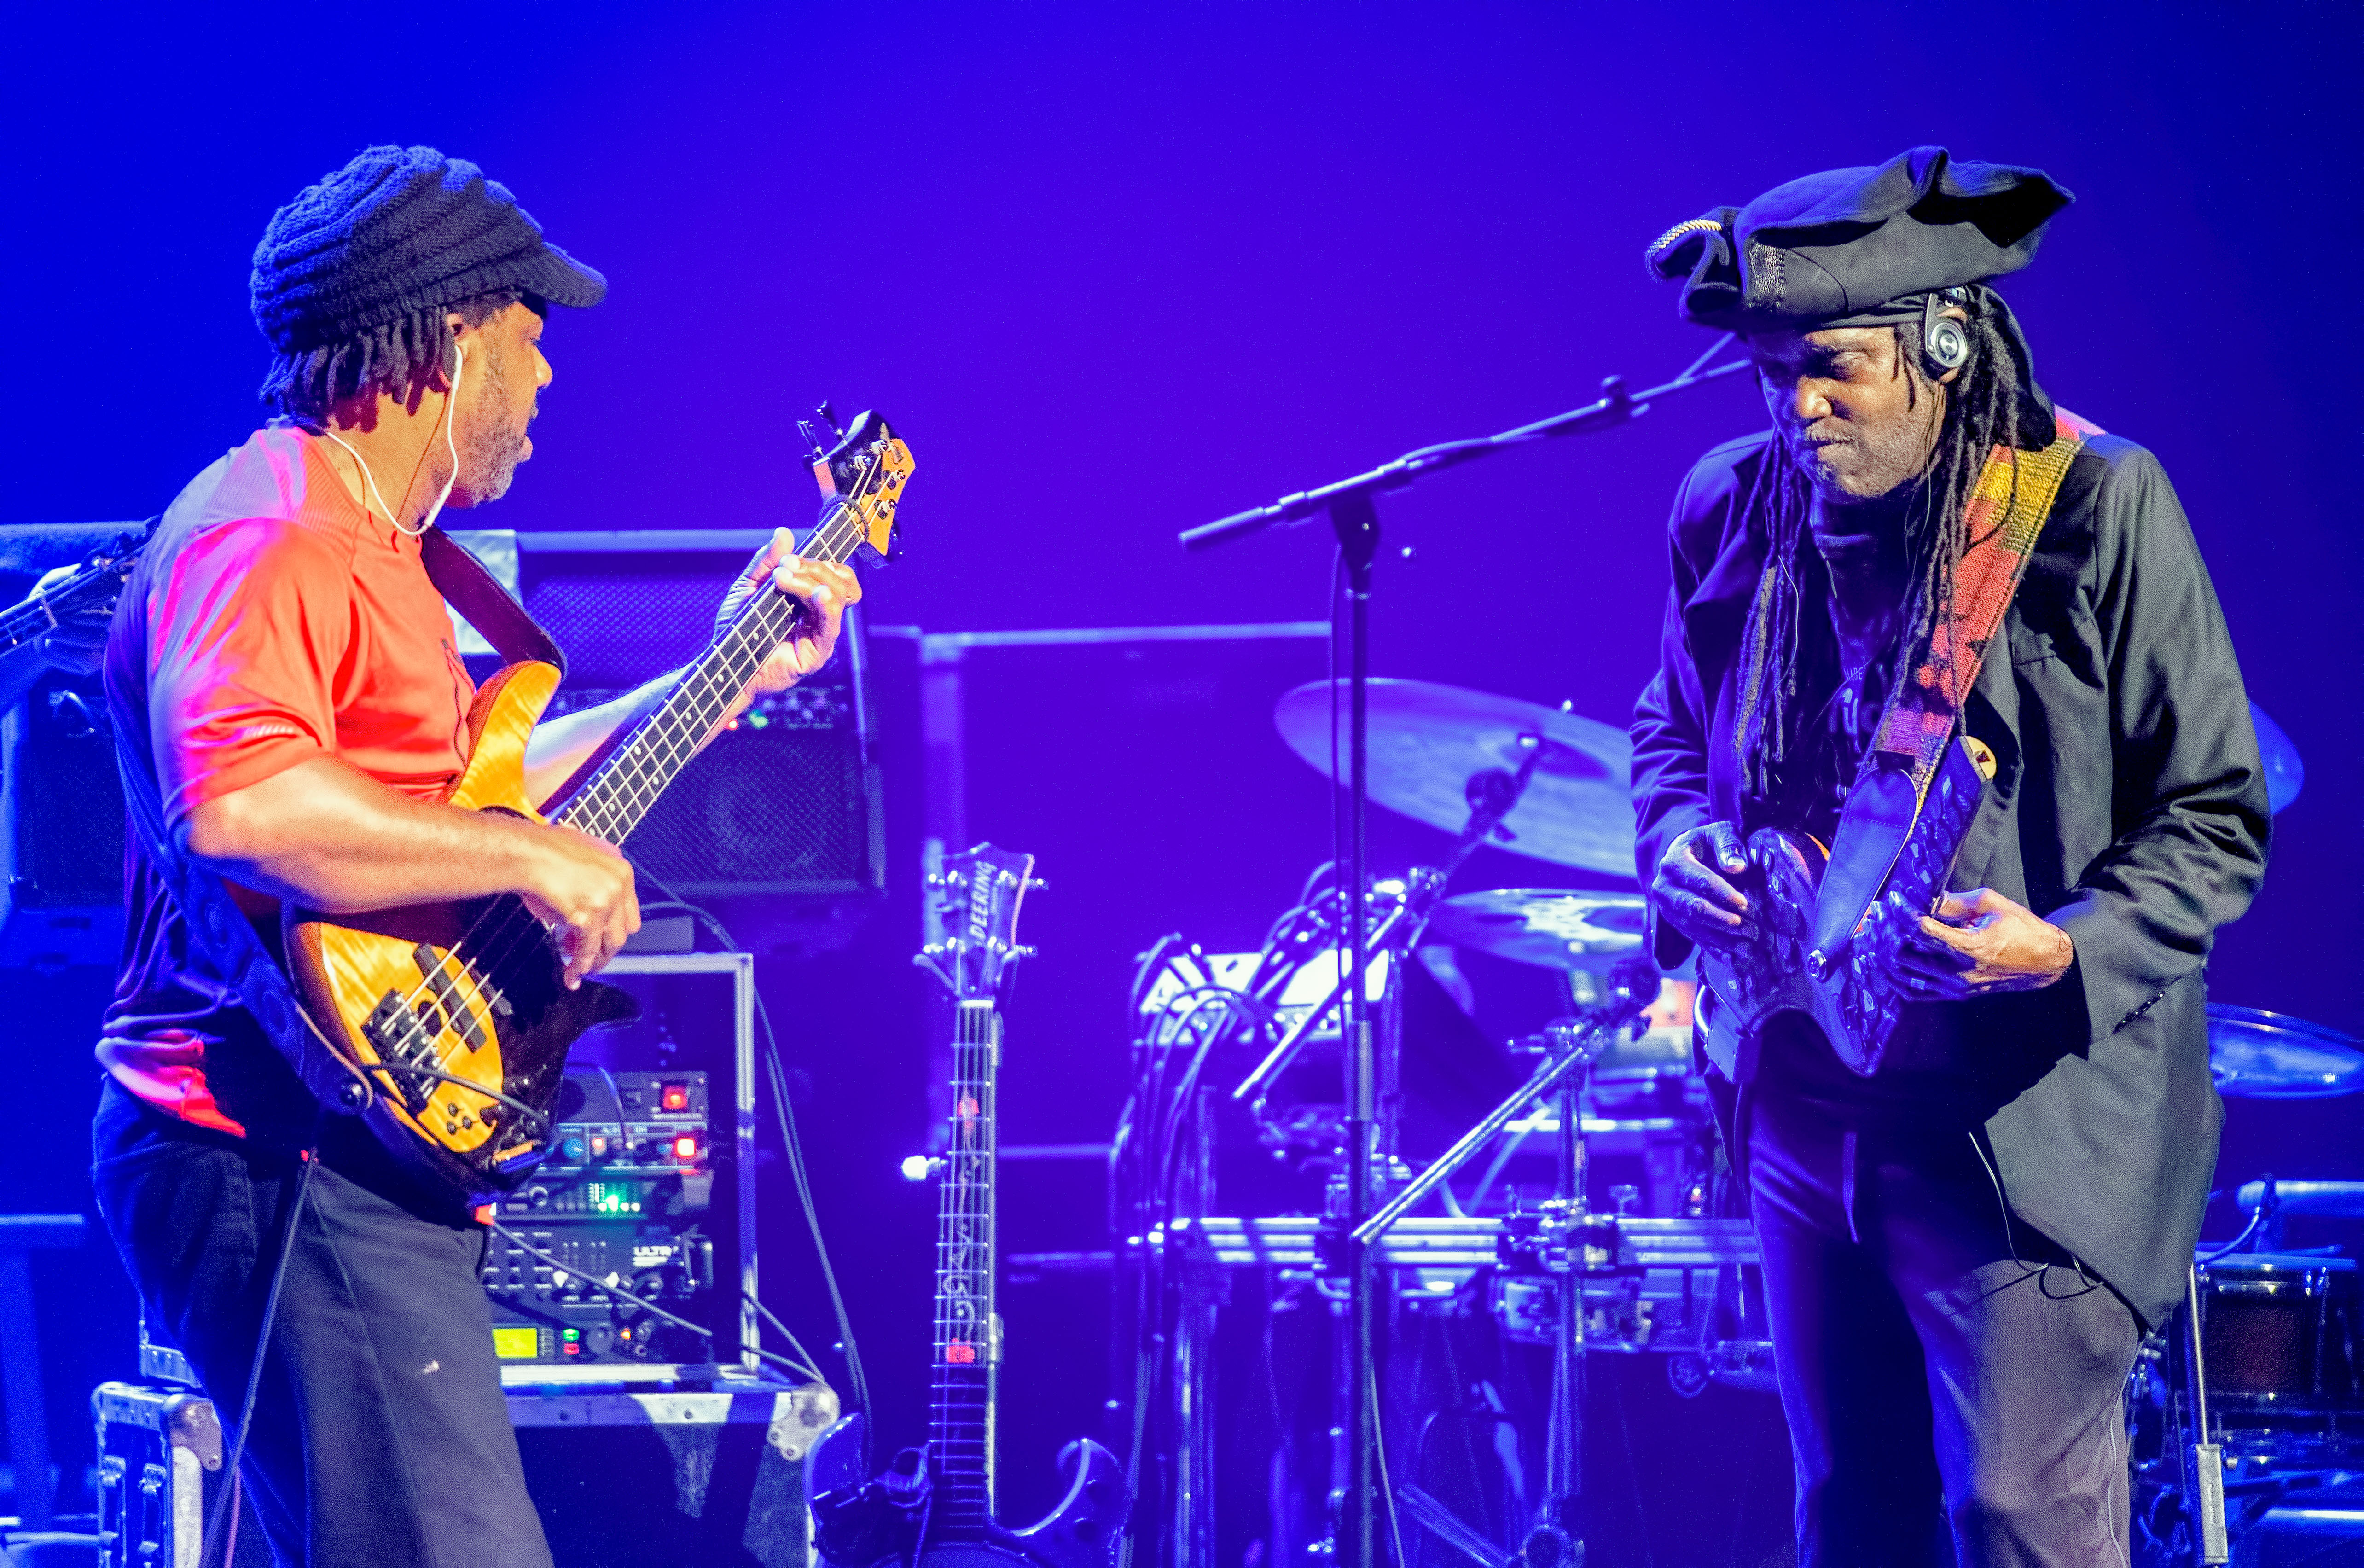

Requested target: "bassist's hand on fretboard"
[
  {"left": 713, "top": 526, "right": 864, "bottom": 728},
  {"left": 29, "top": 561, "right": 115, "bottom": 675}
]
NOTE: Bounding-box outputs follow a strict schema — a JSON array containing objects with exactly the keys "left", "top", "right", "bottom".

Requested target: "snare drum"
[{"left": 2183, "top": 1254, "right": 2360, "bottom": 1411}]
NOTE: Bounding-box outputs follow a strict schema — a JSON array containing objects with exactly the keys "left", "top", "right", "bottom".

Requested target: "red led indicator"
[
  {"left": 945, "top": 1342, "right": 976, "bottom": 1365},
  {"left": 660, "top": 1083, "right": 691, "bottom": 1112},
  {"left": 672, "top": 1136, "right": 699, "bottom": 1161}
]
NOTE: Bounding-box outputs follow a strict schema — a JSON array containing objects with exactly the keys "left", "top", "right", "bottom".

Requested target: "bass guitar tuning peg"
[
  {"left": 814, "top": 399, "right": 846, "bottom": 440},
  {"left": 1025, "top": 877, "right": 1048, "bottom": 893},
  {"left": 1010, "top": 946, "right": 1039, "bottom": 963}
]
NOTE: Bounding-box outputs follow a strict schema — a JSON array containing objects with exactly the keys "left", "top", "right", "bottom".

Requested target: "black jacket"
[{"left": 1632, "top": 427, "right": 2271, "bottom": 1328}]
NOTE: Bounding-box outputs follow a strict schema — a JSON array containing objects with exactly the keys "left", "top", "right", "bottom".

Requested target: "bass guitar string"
[
  {"left": 374, "top": 587, "right": 803, "bottom": 1123},
  {"left": 385, "top": 462, "right": 882, "bottom": 1117},
  {"left": 368, "top": 475, "right": 883, "bottom": 1130},
  {"left": 0, "top": 555, "right": 131, "bottom": 651}
]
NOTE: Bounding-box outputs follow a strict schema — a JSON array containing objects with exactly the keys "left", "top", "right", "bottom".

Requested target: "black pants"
[
  {"left": 1745, "top": 1083, "right": 2142, "bottom": 1568},
  {"left": 91, "top": 1080, "right": 552, "bottom": 1568}
]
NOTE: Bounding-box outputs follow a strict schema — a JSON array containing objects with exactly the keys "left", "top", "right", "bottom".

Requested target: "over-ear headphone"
[{"left": 1919, "top": 288, "right": 1973, "bottom": 379}]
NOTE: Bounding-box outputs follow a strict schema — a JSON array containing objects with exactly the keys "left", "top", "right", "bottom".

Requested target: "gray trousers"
[{"left": 1745, "top": 1082, "right": 2143, "bottom": 1568}]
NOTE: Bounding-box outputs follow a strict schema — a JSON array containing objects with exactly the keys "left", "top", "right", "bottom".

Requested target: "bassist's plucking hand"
[
  {"left": 1651, "top": 820, "right": 1760, "bottom": 952},
  {"left": 515, "top": 819, "right": 641, "bottom": 990},
  {"left": 1895, "top": 887, "right": 2074, "bottom": 998}
]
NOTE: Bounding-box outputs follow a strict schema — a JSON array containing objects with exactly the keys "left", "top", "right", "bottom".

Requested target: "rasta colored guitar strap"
[{"left": 1807, "top": 409, "right": 2095, "bottom": 965}]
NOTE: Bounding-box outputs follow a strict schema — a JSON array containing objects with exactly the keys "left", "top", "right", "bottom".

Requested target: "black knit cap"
[
  {"left": 251, "top": 145, "right": 606, "bottom": 354},
  {"left": 1644, "top": 147, "right": 2072, "bottom": 331}
]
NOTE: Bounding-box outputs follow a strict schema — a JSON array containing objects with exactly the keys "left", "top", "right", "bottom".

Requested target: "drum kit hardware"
[
  {"left": 2208, "top": 1007, "right": 2364, "bottom": 1100},
  {"left": 1115, "top": 673, "right": 2352, "bottom": 1568}
]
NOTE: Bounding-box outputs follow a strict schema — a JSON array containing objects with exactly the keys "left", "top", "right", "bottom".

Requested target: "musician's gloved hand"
[
  {"left": 1894, "top": 886, "right": 2074, "bottom": 998},
  {"left": 712, "top": 526, "right": 864, "bottom": 724},
  {"left": 1650, "top": 821, "right": 1759, "bottom": 951},
  {"left": 31, "top": 563, "right": 110, "bottom": 676}
]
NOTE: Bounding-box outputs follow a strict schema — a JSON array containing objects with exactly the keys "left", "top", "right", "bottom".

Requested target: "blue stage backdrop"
[{"left": 1, "top": 0, "right": 2357, "bottom": 1536}]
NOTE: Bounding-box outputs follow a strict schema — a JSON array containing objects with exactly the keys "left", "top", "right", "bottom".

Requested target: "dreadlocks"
[
  {"left": 258, "top": 288, "right": 522, "bottom": 427},
  {"left": 1735, "top": 282, "right": 2027, "bottom": 810}
]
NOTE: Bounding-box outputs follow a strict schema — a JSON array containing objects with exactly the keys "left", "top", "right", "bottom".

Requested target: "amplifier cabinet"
[
  {"left": 0, "top": 525, "right": 889, "bottom": 967},
  {"left": 0, "top": 673, "right": 125, "bottom": 969},
  {"left": 93, "top": 1373, "right": 832, "bottom": 1568},
  {"left": 452, "top": 528, "right": 887, "bottom": 905}
]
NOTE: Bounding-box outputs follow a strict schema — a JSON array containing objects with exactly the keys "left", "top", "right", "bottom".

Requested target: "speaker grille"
[
  {"left": 12, "top": 678, "right": 124, "bottom": 907},
  {"left": 624, "top": 715, "right": 875, "bottom": 896},
  {"left": 523, "top": 561, "right": 724, "bottom": 690}
]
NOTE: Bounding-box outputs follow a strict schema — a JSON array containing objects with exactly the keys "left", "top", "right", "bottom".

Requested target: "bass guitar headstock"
[
  {"left": 802, "top": 402, "right": 912, "bottom": 563},
  {"left": 917, "top": 843, "right": 1041, "bottom": 1003}
]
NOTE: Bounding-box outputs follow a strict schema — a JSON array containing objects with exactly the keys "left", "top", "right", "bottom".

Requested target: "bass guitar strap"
[
  {"left": 1807, "top": 410, "right": 2093, "bottom": 966},
  {"left": 111, "top": 529, "right": 569, "bottom": 1139},
  {"left": 418, "top": 528, "right": 568, "bottom": 677}
]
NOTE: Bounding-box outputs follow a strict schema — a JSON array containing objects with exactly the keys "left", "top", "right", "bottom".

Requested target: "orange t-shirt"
[{"left": 99, "top": 425, "right": 478, "bottom": 1138}]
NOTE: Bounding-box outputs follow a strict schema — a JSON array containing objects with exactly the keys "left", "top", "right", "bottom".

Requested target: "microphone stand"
[{"left": 1178, "top": 339, "right": 1748, "bottom": 1568}]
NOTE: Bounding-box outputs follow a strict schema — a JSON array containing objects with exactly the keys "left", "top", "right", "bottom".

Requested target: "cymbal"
[
  {"left": 2251, "top": 703, "right": 2304, "bottom": 814},
  {"left": 1273, "top": 679, "right": 1635, "bottom": 874},
  {"left": 2209, "top": 1005, "right": 2364, "bottom": 1099},
  {"left": 1427, "top": 888, "right": 1647, "bottom": 972}
]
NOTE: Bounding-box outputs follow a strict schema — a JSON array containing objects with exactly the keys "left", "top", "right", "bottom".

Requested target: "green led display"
[{"left": 583, "top": 1183, "right": 643, "bottom": 1215}]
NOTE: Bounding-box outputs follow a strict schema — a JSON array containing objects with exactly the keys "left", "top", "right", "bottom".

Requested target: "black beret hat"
[
  {"left": 252, "top": 145, "right": 606, "bottom": 354},
  {"left": 1645, "top": 147, "right": 2072, "bottom": 330}
]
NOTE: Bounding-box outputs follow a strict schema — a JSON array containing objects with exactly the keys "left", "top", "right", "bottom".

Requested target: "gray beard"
[{"left": 458, "top": 347, "right": 530, "bottom": 504}]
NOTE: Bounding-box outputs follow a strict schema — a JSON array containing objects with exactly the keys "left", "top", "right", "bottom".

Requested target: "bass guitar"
[
  {"left": 1697, "top": 733, "right": 1994, "bottom": 1077},
  {"left": 0, "top": 530, "right": 146, "bottom": 662},
  {"left": 812, "top": 843, "right": 1126, "bottom": 1568},
  {"left": 283, "top": 412, "right": 911, "bottom": 1202}
]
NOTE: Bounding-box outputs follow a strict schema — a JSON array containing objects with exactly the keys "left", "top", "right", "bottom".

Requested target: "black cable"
[
  {"left": 743, "top": 1287, "right": 829, "bottom": 1381},
  {"left": 630, "top": 884, "right": 872, "bottom": 1433},
  {"left": 754, "top": 988, "right": 872, "bottom": 1421},
  {"left": 1327, "top": 551, "right": 1345, "bottom": 937},
  {"left": 372, "top": 1059, "right": 555, "bottom": 1142},
  {"left": 1969, "top": 1129, "right": 2103, "bottom": 1301},
  {"left": 201, "top": 1146, "right": 319, "bottom": 1568}
]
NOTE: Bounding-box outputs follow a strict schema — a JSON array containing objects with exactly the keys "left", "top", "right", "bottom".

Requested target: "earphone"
[
  {"left": 320, "top": 336, "right": 465, "bottom": 539},
  {"left": 1919, "top": 287, "right": 1973, "bottom": 379}
]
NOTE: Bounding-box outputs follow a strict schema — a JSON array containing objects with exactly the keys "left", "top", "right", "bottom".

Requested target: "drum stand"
[
  {"left": 1355, "top": 959, "right": 1654, "bottom": 1558},
  {"left": 2176, "top": 1262, "right": 2233, "bottom": 1565},
  {"left": 1181, "top": 339, "right": 1747, "bottom": 1568}
]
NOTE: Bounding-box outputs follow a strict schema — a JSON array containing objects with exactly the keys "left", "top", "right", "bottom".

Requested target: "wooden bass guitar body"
[
  {"left": 277, "top": 408, "right": 912, "bottom": 1200},
  {"left": 283, "top": 660, "right": 636, "bottom": 1194}
]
